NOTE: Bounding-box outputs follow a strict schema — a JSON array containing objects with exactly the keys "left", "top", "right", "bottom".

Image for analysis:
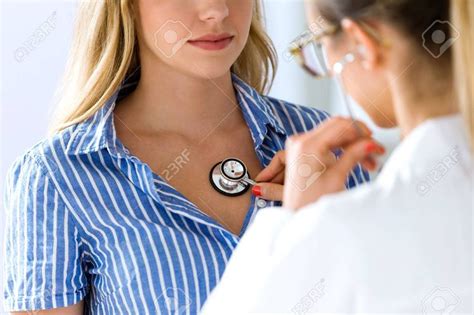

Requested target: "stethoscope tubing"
[{"left": 241, "top": 178, "right": 256, "bottom": 186}]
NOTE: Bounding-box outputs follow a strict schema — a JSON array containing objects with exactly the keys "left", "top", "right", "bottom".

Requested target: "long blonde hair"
[
  {"left": 452, "top": 0, "right": 474, "bottom": 151},
  {"left": 50, "top": 0, "right": 277, "bottom": 134}
]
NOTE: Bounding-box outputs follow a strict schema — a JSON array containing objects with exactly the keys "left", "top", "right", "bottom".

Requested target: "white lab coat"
[{"left": 202, "top": 115, "right": 473, "bottom": 314}]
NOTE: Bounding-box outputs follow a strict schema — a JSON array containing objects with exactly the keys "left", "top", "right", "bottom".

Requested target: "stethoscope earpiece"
[{"left": 209, "top": 158, "right": 256, "bottom": 197}]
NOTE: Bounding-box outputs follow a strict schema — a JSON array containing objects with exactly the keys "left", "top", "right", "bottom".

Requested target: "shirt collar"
[
  {"left": 377, "top": 114, "right": 471, "bottom": 185},
  {"left": 231, "top": 73, "right": 287, "bottom": 145},
  {"left": 65, "top": 67, "right": 286, "bottom": 156}
]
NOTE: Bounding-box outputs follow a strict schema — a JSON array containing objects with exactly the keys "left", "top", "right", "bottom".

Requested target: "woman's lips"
[{"left": 188, "top": 35, "right": 234, "bottom": 51}]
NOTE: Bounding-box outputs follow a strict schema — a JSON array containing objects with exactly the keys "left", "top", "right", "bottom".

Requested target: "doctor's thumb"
[{"left": 252, "top": 183, "right": 283, "bottom": 202}]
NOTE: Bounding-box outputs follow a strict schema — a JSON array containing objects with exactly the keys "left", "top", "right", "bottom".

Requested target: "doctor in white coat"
[{"left": 202, "top": 0, "right": 473, "bottom": 313}]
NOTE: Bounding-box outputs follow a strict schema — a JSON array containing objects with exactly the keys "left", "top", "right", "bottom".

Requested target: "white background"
[{"left": 0, "top": 1, "right": 399, "bottom": 312}]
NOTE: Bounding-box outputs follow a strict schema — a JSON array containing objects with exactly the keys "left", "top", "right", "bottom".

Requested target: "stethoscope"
[{"left": 209, "top": 158, "right": 257, "bottom": 197}]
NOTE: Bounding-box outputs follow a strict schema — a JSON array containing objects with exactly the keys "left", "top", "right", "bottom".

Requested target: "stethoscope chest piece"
[{"left": 209, "top": 158, "right": 256, "bottom": 197}]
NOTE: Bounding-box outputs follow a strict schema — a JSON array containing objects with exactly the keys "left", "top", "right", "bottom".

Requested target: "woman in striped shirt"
[{"left": 2, "top": 1, "right": 369, "bottom": 314}]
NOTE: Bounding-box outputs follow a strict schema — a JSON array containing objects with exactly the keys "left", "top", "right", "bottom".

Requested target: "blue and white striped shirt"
[{"left": 2, "top": 71, "right": 369, "bottom": 314}]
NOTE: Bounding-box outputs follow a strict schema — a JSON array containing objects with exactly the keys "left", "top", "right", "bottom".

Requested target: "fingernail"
[
  {"left": 365, "top": 142, "right": 378, "bottom": 153},
  {"left": 365, "top": 142, "right": 385, "bottom": 154},
  {"left": 252, "top": 185, "right": 262, "bottom": 197}
]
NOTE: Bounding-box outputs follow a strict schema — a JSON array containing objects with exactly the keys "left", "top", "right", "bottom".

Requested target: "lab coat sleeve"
[
  {"left": 201, "top": 198, "right": 362, "bottom": 314},
  {"left": 200, "top": 206, "right": 294, "bottom": 314}
]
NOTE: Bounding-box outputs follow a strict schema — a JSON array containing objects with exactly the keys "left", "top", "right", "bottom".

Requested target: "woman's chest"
[
  {"left": 127, "top": 132, "right": 265, "bottom": 235},
  {"left": 82, "top": 210, "right": 238, "bottom": 313}
]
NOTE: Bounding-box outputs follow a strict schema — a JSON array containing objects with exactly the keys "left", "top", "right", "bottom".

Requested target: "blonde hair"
[
  {"left": 49, "top": 0, "right": 277, "bottom": 134},
  {"left": 451, "top": 0, "right": 474, "bottom": 151}
]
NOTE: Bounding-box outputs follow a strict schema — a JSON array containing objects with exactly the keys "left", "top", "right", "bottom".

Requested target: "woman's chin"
[
  {"left": 371, "top": 115, "right": 398, "bottom": 129},
  {"left": 183, "top": 63, "right": 234, "bottom": 81}
]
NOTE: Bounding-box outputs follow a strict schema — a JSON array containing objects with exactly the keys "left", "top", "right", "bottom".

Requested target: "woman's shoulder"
[
  {"left": 232, "top": 74, "right": 331, "bottom": 133},
  {"left": 261, "top": 95, "right": 331, "bottom": 133},
  {"left": 258, "top": 94, "right": 369, "bottom": 186},
  {"left": 6, "top": 124, "right": 79, "bottom": 183}
]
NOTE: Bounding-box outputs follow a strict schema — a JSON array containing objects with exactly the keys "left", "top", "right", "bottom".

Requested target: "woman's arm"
[
  {"left": 10, "top": 301, "right": 84, "bottom": 315},
  {"left": 11, "top": 301, "right": 84, "bottom": 315},
  {"left": 3, "top": 154, "right": 88, "bottom": 313}
]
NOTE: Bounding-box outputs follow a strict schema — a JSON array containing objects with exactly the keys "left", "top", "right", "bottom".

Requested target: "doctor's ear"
[{"left": 341, "top": 18, "right": 383, "bottom": 70}]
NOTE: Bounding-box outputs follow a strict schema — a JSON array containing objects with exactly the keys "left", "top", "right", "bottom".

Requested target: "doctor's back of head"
[{"left": 304, "top": 0, "right": 473, "bottom": 147}]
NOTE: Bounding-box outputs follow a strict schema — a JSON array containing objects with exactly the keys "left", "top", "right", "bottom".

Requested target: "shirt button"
[{"left": 256, "top": 198, "right": 267, "bottom": 208}]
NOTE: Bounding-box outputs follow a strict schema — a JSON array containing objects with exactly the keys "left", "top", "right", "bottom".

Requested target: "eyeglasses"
[
  {"left": 288, "top": 23, "right": 339, "bottom": 79},
  {"left": 288, "top": 21, "right": 388, "bottom": 139},
  {"left": 288, "top": 22, "right": 386, "bottom": 79}
]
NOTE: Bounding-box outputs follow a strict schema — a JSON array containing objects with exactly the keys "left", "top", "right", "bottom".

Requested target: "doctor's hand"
[
  {"left": 253, "top": 118, "right": 385, "bottom": 210},
  {"left": 252, "top": 150, "right": 287, "bottom": 201}
]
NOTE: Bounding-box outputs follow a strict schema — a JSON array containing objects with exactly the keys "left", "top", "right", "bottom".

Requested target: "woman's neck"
[
  {"left": 116, "top": 58, "right": 245, "bottom": 141},
  {"left": 389, "top": 66, "right": 459, "bottom": 138}
]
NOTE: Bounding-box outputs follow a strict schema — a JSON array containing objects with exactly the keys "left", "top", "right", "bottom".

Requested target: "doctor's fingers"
[
  {"left": 293, "top": 117, "right": 373, "bottom": 153},
  {"left": 270, "top": 170, "right": 285, "bottom": 184},
  {"left": 340, "top": 139, "right": 386, "bottom": 172},
  {"left": 252, "top": 182, "right": 283, "bottom": 201},
  {"left": 329, "top": 139, "right": 385, "bottom": 181},
  {"left": 254, "top": 150, "right": 286, "bottom": 182},
  {"left": 254, "top": 119, "right": 371, "bottom": 183}
]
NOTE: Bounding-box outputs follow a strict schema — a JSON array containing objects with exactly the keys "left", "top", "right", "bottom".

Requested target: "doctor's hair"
[
  {"left": 49, "top": 0, "right": 277, "bottom": 134},
  {"left": 313, "top": 0, "right": 473, "bottom": 150},
  {"left": 452, "top": 0, "right": 474, "bottom": 152}
]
